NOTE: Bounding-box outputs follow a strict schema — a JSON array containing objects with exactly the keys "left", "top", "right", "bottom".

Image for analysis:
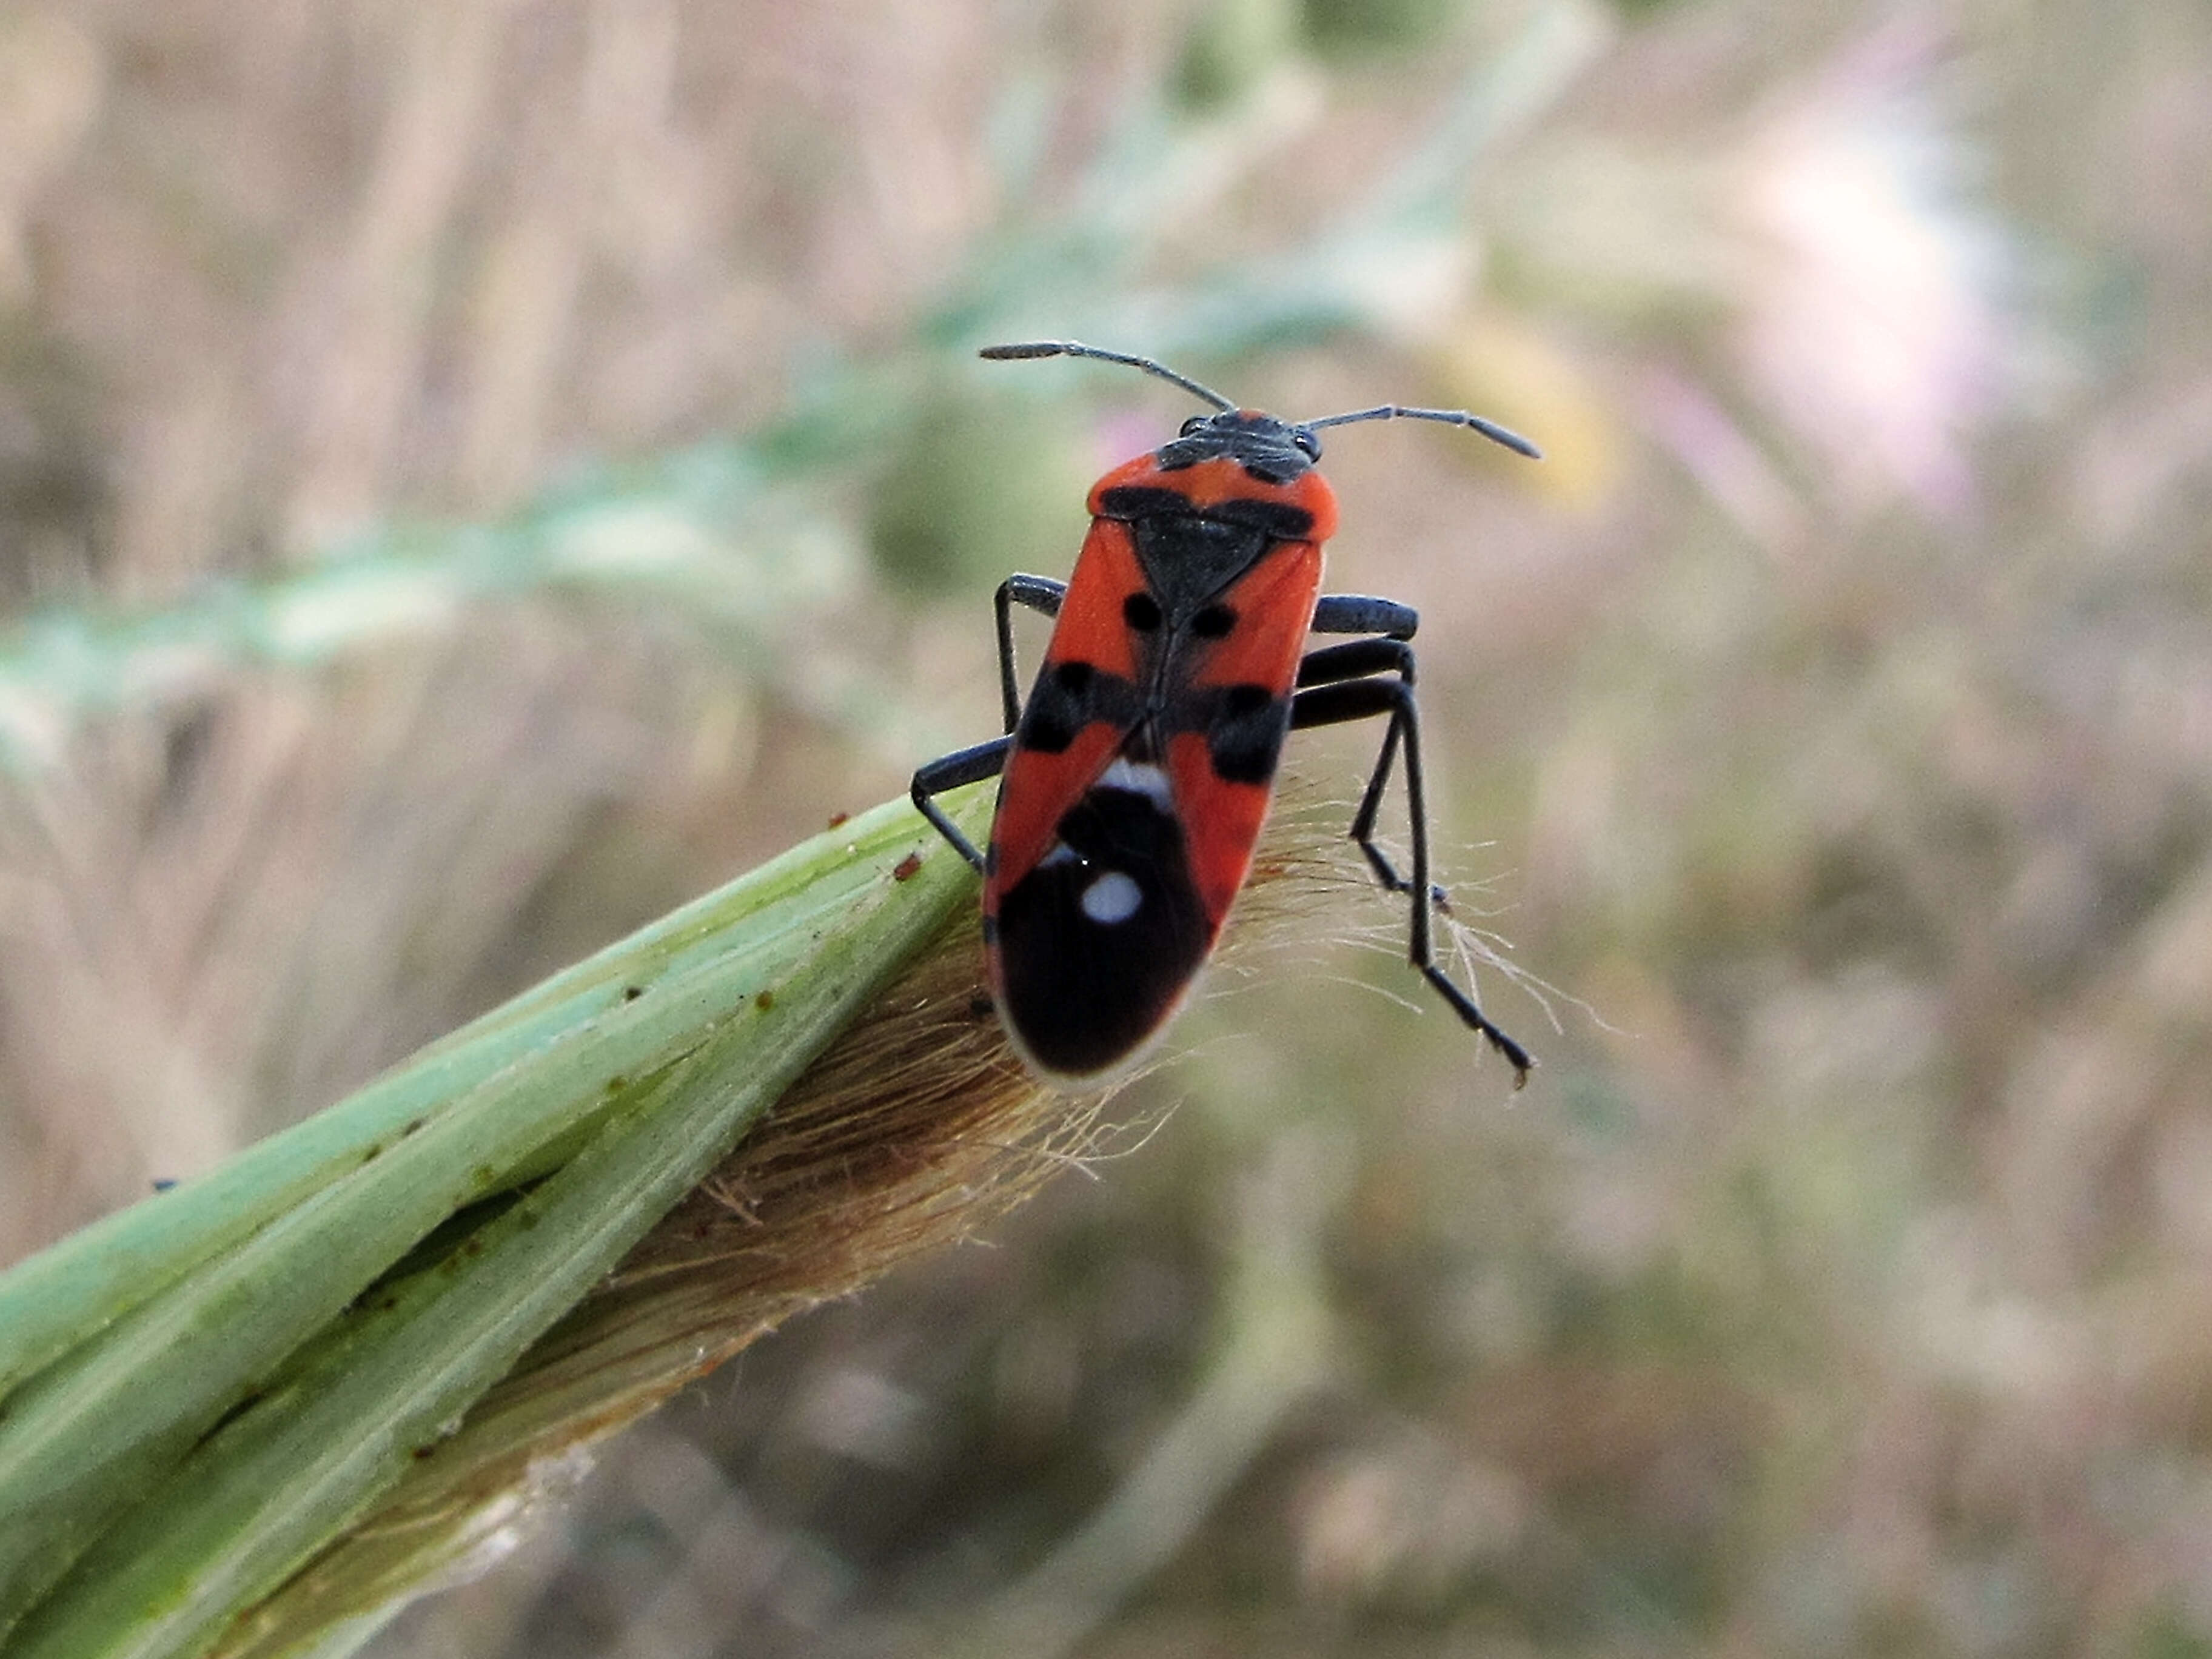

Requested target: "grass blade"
[{"left": 0, "top": 787, "right": 991, "bottom": 1656}]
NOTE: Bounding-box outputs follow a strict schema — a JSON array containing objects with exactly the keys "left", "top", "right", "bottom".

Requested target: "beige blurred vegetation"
[{"left": 2, "top": 0, "right": 2209, "bottom": 1654}]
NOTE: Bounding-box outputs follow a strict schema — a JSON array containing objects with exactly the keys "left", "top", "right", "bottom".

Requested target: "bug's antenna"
[
  {"left": 1301, "top": 403, "right": 1543, "bottom": 460},
  {"left": 980, "top": 341, "right": 1237, "bottom": 414}
]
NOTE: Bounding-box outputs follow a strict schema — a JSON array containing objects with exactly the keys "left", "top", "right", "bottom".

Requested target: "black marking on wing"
[
  {"left": 1017, "top": 660, "right": 1140, "bottom": 754},
  {"left": 1200, "top": 683, "right": 1291, "bottom": 786},
  {"left": 993, "top": 786, "right": 1213, "bottom": 1077}
]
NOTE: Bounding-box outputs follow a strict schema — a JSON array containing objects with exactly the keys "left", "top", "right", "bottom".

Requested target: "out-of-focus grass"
[{"left": 3, "top": 0, "right": 2211, "bottom": 1655}]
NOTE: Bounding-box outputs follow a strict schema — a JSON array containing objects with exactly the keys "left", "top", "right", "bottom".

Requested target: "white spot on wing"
[
  {"left": 1079, "top": 870, "right": 1144, "bottom": 925},
  {"left": 1098, "top": 758, "right": 1173, "bottom": 809}
]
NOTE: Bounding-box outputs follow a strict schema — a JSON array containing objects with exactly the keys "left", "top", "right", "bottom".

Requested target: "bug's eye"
[
  {"left": 1179, "top": 415, "right": 1209, "bottom": 437},
  {"left": 1292, "top": 428, "right": 1322, "bottom": 458}
]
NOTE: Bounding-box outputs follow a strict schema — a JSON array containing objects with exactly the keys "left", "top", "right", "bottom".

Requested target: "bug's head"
[{"left": 1155, "top": 408, "right": 1321, "bottom": 485}]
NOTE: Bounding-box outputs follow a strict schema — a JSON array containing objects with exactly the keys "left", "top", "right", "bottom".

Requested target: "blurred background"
[{"left": 2, "top": 0, "right": 2208, "bottom": 1652}]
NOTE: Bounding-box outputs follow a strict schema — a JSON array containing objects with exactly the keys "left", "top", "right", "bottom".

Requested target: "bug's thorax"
[{"left": 1081, "top": 415, "right": 1339, "bottom": 627}]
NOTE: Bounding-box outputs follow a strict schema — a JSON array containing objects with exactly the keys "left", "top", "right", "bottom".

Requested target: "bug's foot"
[{"left": 1422, "top": 962, "right": 1533, "bottom": 1087}]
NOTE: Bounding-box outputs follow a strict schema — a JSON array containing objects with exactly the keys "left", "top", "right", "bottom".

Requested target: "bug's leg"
[
  {"left": 1295, "top": 636, "right": 1426, "bottom": 902},
  {"left": 995, "top": 575, "right": 1067, "bottom": 732},
  {"left": 1304, "top": 595, "right": 1423, "bottom": 897},
  {"left": 1290, "top": 672, "right": 1532, "bottom": 1082},
  {"left": 1309, "top": 593, "right": 1419, "bottom": 640},
  {"left": 910, "top": 736, "right": 1012, "bottom": 872}
]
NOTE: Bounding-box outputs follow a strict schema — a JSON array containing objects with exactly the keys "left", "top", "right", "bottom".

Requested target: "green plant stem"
[{"left": 0, "top": 786, "right": 992, "bottom": 1658}]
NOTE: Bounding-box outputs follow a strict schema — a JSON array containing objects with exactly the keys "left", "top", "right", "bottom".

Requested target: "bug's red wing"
[
  {"left": 984, "top": 518, "right": 1147, "bottom": 896},
  {"left": 982, "top": 517, "right": 1175, "bottom": 1079},
  {"left": 1164, "top": 537, "right": 1325, "bottom": 925},
  {"left": 984, "top": 529, "right": 1325, "bottom": 1082}
]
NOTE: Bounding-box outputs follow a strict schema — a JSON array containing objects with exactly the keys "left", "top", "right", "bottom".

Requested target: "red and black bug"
[{"left": 911, "top": 341, "right": 1538, "bottom": 1085}]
